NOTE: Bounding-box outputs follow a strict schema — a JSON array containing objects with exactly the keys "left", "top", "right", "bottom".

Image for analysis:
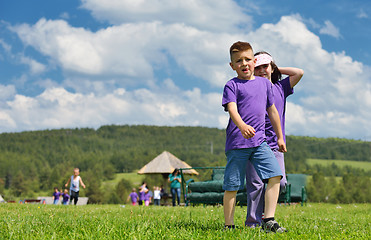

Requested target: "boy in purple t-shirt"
[
  {"left": 53, "top": 187, "right": 61, "bottom": 205},
  {"left": 222, "top": 41, "right": 287, "bottom": 233},
  {"left": 62, "top": 189, "right": 70, "bottom": 205},
  {"left": 127, "top": 188, "right": 139, "bottom": 206},
  {"left": 245, "top": 51, "right": 303, "bottom": 227}
]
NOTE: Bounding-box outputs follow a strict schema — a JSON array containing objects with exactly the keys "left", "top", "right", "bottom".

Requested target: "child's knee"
[
  {"left": 225, "top": 190, "right": 238, "bottom": 194},
  {"left": 268, "top": 176, "right": 281, "bottom": 183},
  {"left": 224, "top": 190, "right": 238, "bottom": 198}
]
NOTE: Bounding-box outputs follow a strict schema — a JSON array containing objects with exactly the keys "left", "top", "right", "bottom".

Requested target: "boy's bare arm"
[
  {"left": 80, "top": 178, "right": 86, "bottom": 189},
  {"left": 65, "top": 178, "right": 70, "bottom": 187},
  {"left": 227, "top": 102, "right": 255, "bottom": 139},
  {"left": 267, "top": 104, "right": 287, "bottom": 152},
  {"left": 278, "top": 67, "right": 304, "bottom": 88}
]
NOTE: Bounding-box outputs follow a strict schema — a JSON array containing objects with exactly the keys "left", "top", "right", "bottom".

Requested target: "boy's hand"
[
  {"left": 239, "top": 124, "right": 256, "bottom": 139},
  {"left": 277, "top": 138, "right": 287, "bottom": 152}
]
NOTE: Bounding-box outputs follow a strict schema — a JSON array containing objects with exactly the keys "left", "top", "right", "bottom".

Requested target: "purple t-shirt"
[
  {"left": 222, "top": 76, "right": 274, "bottom": 151},
  {"left": 53, "top": 191, "right": 61, "bottom": 199},
  {"left": 265, "top": 77, "right": 293, "bottom": 149},
  {"left": 138, "top": 191, "right": 146, "bottom": 201},
  {"left": 144, "top": 192, "right": 151, "bottom": 201},
  {"left": 62, "top": 193, "right": 70, "bottom": 202},
  {"left": 129, "top": 192, "right": 138, "bottom": 203}
]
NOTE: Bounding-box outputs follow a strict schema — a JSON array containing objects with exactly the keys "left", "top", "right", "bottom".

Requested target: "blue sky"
[{"left": 0, "top": 0, "right": 370, "bottom": 141}]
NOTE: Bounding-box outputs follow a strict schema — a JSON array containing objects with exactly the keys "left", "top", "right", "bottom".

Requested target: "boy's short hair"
[{"left": 229, "top": 41, "right": 253, "bottom": 60}]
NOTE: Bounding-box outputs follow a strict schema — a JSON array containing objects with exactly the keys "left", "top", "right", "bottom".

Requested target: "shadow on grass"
[{"left": 173, "top": 220, "right": 222, "bottom": 231}]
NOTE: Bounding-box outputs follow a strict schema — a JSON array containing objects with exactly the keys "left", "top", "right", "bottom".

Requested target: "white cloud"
[
  {"left": 357, "top": 9, "right": 368, "bottom": 19},
  {"left": 80, "top": 0, "right": 251, "bottom": 33},
  {"left": 0, "top": 111, "right": 16, "bottom": 128},
  {"left": 4, "top": 5, "right": 371, "bottom": 141},
  {"left": 0, "top": 84, "right": 224, "bottom": 133},
  {"left": 306, "top": 18, "right": 321, "bottom": 29},
  {"left": 35, "top": 78, "right": 60, "bottom": 90},
  {"left": 0, "top": 84, "right": 16, "bottom": 101},
  {"left": 319, "top": 20, "right": 341, "bottom": 39},
  {"left": 238, "top": 15, "right": 371, "bottom": 140},
  {"left": 10, "top": 18, "right": 238, "bottom": 88},
  {"left": 20, "top": 56, "right": 46, "bottom": 74},
  {"left": 59, "top": 12, "right": 70, "bottom": 20},
  {"left": 10, "top": 19, "right": 103, "bottom": 75},
  {"left": 1, "top": 38, "right": 46, "bottom": 75},
  {"left": 0, "top": 39, "right": 12, "bottom": 53}
]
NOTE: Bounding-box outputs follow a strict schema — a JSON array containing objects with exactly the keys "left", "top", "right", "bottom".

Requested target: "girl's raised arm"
[{"left": 279, "top": 67, "right": 304, "bottom": 88}]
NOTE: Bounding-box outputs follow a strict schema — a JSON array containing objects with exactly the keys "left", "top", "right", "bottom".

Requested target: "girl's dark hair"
[
  {"left": 254, "top": 51, "right": 281, "bottom": 84},
  {"left": 172, "top": 168, "right": 179, "bottom": 174}
]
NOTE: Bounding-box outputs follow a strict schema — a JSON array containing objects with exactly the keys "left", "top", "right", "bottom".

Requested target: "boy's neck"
[{"left": 236, "top": 75, "right": 255, "bottom": 81}]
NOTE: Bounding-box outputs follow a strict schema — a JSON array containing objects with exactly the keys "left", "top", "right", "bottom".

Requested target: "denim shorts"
[{"left": 223, "top": 142, "right": 282, "bottom": 191}]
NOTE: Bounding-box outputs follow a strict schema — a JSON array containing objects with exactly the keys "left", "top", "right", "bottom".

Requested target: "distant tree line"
[
  {"left": 307, "top": 173, "right": 371, "bottom": 203},
  {"left": 0, "top": 125, "right": 370, "bottom": 203}
]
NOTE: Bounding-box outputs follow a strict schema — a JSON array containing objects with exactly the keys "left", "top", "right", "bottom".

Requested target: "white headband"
[{"left": 255, "top": 53, "right": 273, "bottom": 67}]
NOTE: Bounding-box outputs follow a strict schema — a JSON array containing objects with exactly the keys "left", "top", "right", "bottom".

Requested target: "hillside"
[{"left": 0, "top": 125, "right": 370, "bottom": 203}]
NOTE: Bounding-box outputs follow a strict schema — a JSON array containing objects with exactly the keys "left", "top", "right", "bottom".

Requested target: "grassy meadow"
[
  {"left": 0, "top": 203, "right": 370, "bottom": 239},
  {"left": 102, "top": 172, "right": 145, "bottom": 189},
  {"left": 307, "top": 159, "right": 371, "bottom": 171}
]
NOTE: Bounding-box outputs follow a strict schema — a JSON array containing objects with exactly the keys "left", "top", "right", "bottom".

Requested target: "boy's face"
[
  {"left": 74, "top": 169, "right": 79, "bottom": 175},
  {"left": 230, "top": 49, "right": 256, "bottom": 80}
]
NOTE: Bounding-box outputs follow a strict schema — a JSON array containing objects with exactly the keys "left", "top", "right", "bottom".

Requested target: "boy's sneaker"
[{"left": 261, "top": 220, "right": 287, "bottom": 233}]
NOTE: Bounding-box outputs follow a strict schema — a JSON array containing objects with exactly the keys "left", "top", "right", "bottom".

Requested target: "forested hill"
[{"left": 0, "top": 125, "right": 370, "bottom": 195}]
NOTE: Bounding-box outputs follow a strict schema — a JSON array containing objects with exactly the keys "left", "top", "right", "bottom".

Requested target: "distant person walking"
[
  {"left": 153, "top": 186, "right": 161, "bottom": 206},
  {"left": 168, "top": 168, "right": 181, "bottom": 206},
  {"left": 65, "top": 168, "right": 86, "bottom": 205},
  {"left": 127, "top": 188, "right": 139, "bottom": 206},
  {"left": 144, "top": 186, "right": 152, "bottom": 206},
  {"left": 138, "top": 182, "right": 147, "bottom": 206}
]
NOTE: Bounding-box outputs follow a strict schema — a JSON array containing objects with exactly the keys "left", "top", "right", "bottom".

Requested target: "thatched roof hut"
[{"left": 138, "top": 151, "right": 199, "bottom": 176}]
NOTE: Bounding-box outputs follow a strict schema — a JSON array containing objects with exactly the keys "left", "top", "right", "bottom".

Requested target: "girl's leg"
[
  {"left": 176, "top": 188, "right": 181, "bottom": 205},
  {"left": 245, "top": 160, "right": 265, "bottom": 227},
  {"left": 171, "top": 188, "right": 176, "bottom": 206},
  {"left": 273, "top": 150, "right": 287, "bottom": 191}
]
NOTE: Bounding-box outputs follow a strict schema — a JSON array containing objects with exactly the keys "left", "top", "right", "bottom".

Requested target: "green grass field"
[
  {"left": 307, "top": 159, "right": 371, "bottom": 171},
  {"left": 102, "top": 172, "right": 145, "bottom": 189},
  {"left": 0, "top": 203, "right": 369, "bottom": 239}
]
